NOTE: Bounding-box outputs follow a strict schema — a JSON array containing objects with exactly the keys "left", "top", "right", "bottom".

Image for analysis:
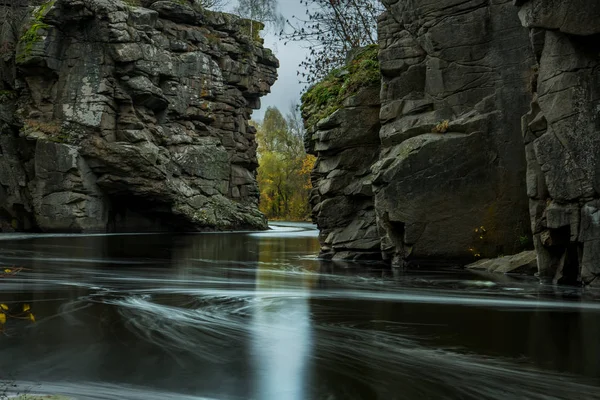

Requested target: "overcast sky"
[{"left": 246, "top": 1, "right": 310, "bottom": 122}]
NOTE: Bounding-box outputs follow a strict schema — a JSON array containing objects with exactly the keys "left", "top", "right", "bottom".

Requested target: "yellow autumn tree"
[{"left": 256, "top": 106, "right": 315, "bottom": 221}]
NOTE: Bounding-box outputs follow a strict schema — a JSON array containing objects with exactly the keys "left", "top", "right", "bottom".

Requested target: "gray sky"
[{"left": 250, "top": 1, "right": 310, "bottom": 122}]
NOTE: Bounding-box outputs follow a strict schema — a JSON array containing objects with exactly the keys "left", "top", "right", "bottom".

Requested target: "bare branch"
[{"left": 279, "top": 0, "right": 384, "bottom": 86}]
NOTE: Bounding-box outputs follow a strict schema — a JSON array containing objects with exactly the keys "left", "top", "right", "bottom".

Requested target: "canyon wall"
[
  {"left": 306, "top": 0, "right": 600, "bottom": 284},
  {"left": 515, "top": 0, "right": 600, "bottom": 285},
  {"left": 0, "top": 0, "right": 278, "bottom": 232},
  {"left": 305, "top": 0, "right": 535, "bottom": 266},
  {"left": 374, "top": 0, "right": 534, "bottom": 266}
]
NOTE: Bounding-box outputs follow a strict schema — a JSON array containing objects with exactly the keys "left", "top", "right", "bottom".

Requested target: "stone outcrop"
[
  {"left": 466, "top": 250, "right": 537, "bottom": 275},
  {"left": 0, "top": 0, "right": 278, "bottom": 232},
  {"left": 305, "top": 85, "right": 381, "bottom": 260},
  {"left": 303, "top": 48, "right": 382, "bottom": 260},
  {"left": 373, "top": 0, "right": 535, "bottom": 267},
  {"left": 304, "top": 1, "right": 535, "bottom": 265},
  {"left": 515, "top": 0, "right": 600, "bottom": 285}
]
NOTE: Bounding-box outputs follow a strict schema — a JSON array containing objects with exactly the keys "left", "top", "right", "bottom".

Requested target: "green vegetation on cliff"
[
  {"left": 301, "top": 45, "right": 380, "bottom": 128},
  {"left": 15, "top": 0, "right": 55, "bottom": 64}
]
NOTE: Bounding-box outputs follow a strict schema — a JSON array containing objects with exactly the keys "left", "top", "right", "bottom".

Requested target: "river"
[{"left": 0, "top": 222, "right": 599, "bottom": 399}]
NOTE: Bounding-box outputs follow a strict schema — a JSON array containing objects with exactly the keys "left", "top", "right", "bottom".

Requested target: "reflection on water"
[
  {"left": 0, "top": 222, "right": 600, "bottom": 399},
  {"left": 252, "top": 237, "right": 313, "bottom": 400}
]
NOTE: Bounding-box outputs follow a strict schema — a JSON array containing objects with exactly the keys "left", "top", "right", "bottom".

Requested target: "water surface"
[{"left": 1, "top": 222, "right": 600, "bottom": 399}]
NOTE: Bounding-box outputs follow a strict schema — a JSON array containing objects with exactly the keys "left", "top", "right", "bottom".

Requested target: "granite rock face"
[
  {"left": 516, "top": 0, "right": 600, "bottom": 285},
  {"left": 372, "top": 0, "right": 534, "bottom": 267},
  {"left": 0, "top": 0, "right": 278, "bottom": 232}
]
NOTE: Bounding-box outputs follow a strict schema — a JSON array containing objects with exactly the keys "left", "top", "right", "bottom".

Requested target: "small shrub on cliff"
[
  {"left": 22, "top": 119, "right": 61, "bottom": 135},
  {"left": 21, "top": 119, "right": 72, "bottom": 143},
  {"left": 239, "top": 19, "right": 265, "bottom": 44},
  {"left": 280, "top": 0, "right": 383, "bottom": 85},
  {"left": 432, "top": 120, "right": 450, "bottom": 134},
  {"left": 301, "top": 44, "right": 379, "bottom": 128}
]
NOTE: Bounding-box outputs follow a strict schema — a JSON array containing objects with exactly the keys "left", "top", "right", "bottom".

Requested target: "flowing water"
[{"left": 1, "top": 222, "right": 600, "bottom": 399}]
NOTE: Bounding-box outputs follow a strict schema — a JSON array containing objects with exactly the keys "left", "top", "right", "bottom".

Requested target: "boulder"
[{"left": 466, "top": 251, "right": 538, "bottom": 275}]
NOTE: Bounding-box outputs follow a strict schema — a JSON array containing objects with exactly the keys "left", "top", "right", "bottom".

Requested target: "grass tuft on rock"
[{"left": 301, "top": 44, "right": 380, "bottom": 129}]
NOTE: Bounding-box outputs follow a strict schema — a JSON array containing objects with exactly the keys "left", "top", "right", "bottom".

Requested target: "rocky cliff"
[
  {"left": 515, "top": 0, "right": 600, "bottom": 285},
  {"left": 374, "top": 0, "right": 534, "bottom": 267},
  {"left": 0, "top": 0, "right": 278, "bottom": 232},
  {"left": 305, "top": 0, "right": 535, "bottom": 265},
  {"left": 303, "top": 46, "right": 381, "bottom": 260}
]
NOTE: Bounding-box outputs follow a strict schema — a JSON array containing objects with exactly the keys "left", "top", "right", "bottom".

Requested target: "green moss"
[
  {"left": 301, "top": 44, "right": 380, "bottom": 128},
  {"left": 34, "top": 0, "right": 56, "bottom": 19},
  {"left": 15, "top": 0, "right": 55, "bottom": 63}
]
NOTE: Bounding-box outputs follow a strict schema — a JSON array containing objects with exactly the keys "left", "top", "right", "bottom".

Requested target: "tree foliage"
[
  {"left": 280, "top": 0, "right": 384, "bottom": 85},
  {"left": 233, "top": 0, "right": 284, "bottom": 34},
  {"left": 256, "top": 106, "right": 315, "bottom": 221}
]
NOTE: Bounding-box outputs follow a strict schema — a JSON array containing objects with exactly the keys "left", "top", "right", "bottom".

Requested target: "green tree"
[{"left": 256, "top": 107, "right": 315, "bottom": 220}]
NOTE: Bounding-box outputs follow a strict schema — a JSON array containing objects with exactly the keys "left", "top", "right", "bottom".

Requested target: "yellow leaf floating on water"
[
  {"left": 0, "top": 304, "right": 8, "bottom": 311},
  {"left": 0, "top": 313, "right": 5, "bottom": 325},
  {"left": 23, "top": 304, "right": 30, "bottom": 312},
  {"left": 3, "top": 269, "right": 11, "bottom": 274},
  {"left": 29, "top": 313, "right": 35, "bottom": 323}
]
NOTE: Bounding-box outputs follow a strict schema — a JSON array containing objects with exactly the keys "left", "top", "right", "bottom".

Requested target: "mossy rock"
[
  {"left": 301, "top": 45, "right": 380, "bottom": 129},
  {"left": 15, "top": 0, "right": 56, "bottom": 64}
]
